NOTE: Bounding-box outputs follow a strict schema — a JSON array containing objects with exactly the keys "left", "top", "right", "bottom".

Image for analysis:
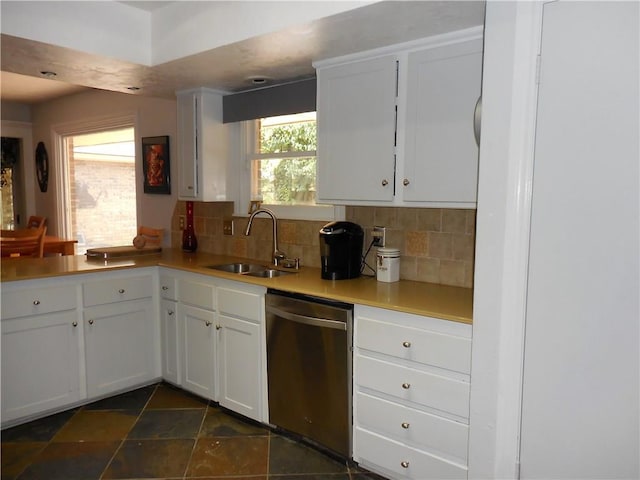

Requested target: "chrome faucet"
[{"left": 244, "top": 208, "right": 287, "bottom": 266}]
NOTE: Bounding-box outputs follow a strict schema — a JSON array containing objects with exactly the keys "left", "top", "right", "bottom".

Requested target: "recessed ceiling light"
[
  {"left": 40, "top": 71, "right": 57, "bottom": 79},
  {"left": 246, "top": 76, "right": 272, "bottom": 86}
]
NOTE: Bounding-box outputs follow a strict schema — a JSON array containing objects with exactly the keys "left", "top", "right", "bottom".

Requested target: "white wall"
[
  {"left": 30, "top": 90, "right": 177, "bottom": 243},
  {"left": 1, "top": 101, "right": 31, "bottom": 122}
]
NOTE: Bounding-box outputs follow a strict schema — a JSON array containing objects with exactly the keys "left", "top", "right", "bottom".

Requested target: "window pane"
[
  {"left": 254, "top": 157, "right": 316, "bottom": 205},
  {"left": 66, "top": 128, "right": 136, "bottom": 253},
  {"left": 259, "top": 112, "right": 316, "bottom": 154}
]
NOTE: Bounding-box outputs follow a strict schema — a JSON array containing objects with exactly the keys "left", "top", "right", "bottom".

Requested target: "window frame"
[
  {"left": 51, "top": 113, "right": 139, "bottom": 240},
  {"left": 236, "top": 116, "right": 344, "bottom": 221}
]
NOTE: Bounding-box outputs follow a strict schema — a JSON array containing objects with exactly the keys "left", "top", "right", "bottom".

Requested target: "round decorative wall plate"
[{"left": 35, "top": 141, "right": 49, "bottom": 192}]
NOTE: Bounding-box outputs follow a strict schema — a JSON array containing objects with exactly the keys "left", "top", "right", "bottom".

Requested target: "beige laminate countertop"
[{"left": 1, "top": 249, "right": 473, "bottom": 324}]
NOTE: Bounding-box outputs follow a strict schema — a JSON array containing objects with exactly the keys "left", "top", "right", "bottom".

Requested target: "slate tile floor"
[{"left": 1, "top": 383, "right": 385, "bottom": 480}]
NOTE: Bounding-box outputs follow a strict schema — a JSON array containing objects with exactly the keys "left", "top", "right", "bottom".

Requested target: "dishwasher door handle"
[{"left": 267, "top": 305, "right": 347, "bottom": 331}]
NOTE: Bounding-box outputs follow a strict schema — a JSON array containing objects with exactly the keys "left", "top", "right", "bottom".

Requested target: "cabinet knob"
[
  {"left": 402, "top": 341, "right": 411, "bottom": 348},
  {"left": 401, "top": 461, "right": 410, "bottom": 469},
  {"left": 33, "top": 300, "right": 40, "bottom": 305},
  {"left": 72, "top": 321, "right": 78, "bottom": 327},
  {"left": 403, "top": 178, "right": 410, "bottom": 186},
  {"left": 162, "top": 286, "right": 169, "bottom": 291},
  {"left": 401, "top": 422, "right": 410, "bottom": 429},
  {"left": 402, "top": 382, "right": 411, "bottom": 389},
  {"left": 216, "top": 325, "right": 221, "bottom": 330},
  {"left": 118, "top": 289, "right": 125, "bottom": 294},
  {"left": 88, "top": 319, "right": 94, "bottom": 325},
  {"left": 205, "top": 320, "right": 212, "bottom": 327},
  {"left": 168, "top": 310, "right": 174, "bottom": 316},
  {"left": 381, "top": 179, "right": 389, "bottom": 186}
]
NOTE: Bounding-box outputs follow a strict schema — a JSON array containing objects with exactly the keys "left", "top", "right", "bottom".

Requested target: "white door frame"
[
  {"left": 468, "top": 1, "right": 545, "bottom": 478},
  {"left": 1, "top": 120, "right": 36, "bottom": 225}
]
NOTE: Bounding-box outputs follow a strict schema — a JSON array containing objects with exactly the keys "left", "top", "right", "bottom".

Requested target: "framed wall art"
[{"left": 142, "top": 136, "right": 170, "bottom": 194}]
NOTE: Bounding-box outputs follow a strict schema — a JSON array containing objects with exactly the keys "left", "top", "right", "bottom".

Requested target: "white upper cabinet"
[
  {"left": 316, "top": 55, "right": 398, "bottom": 203},
  {"left": 177, "top": 87, "right": 230, "bottom": 201},
  {"left": 315, "top": 28, "right": 483, "bottom": 208},
  {"left": 401, "top": 38, "right": 482, "bottom": 205}
]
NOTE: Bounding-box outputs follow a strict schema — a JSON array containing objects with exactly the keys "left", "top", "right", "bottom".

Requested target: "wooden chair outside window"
[{"left": 1, "top": 226, "right": 47, "bottom": 258}]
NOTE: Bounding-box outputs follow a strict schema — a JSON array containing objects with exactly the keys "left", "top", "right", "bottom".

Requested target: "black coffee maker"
[{"left": 319, "top": 221, "right": 364, "bottom": 280}]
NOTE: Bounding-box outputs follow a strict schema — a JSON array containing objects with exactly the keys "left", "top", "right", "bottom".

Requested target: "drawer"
[
  {"left": 355, "top": 392, "right": 468, "bottom": 463},
  {"left": 356, "top": 355, "right": 470, "bottom": 419},
  {"left": 159, "top": 275, "right": 177, "bottom": 300},
  {"left": 217, "top": 287, "right": 262, "bottom": 322},
  {"left": 178, "top": 278, "right": 216, "bottom": 310},
  {"left": 2, "top": 285, "right": 77, "bottom": 319},
  {"left": 354, "top": 427, "right": 467, "bottom": 480},
  {"left": 356, "top": 316, "right": 471, "bottom": 374},
  {"left": 83, "top": 275, "right": 153, "bottom": 307}
]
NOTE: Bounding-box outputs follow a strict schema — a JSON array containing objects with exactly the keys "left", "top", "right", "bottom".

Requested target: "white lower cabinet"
[
  {"left": 172, "top": 272, "right": 266, "bottom": 422},
  {"left": 1, "top": 281, "right": 82, "bottom": 424},
  {"left": 159, "top": 272, "right": 180, "bottom": 385},
  {"left": 217, "top": 284, "right": 265, "bottom": 422},
  {"left": 177, "top": 275, "right": 217, "bottom": 399},
  {"left": 160, "top": 299, "right": 180, "bottom": 385},
  {"left": 83, "top": 272, "right": 156, "bottom": 398},
  {"left": 181, "top": 303, "right": 216, "bottom": 399},
  {"left": 353, "top": 305, "right": 472, "bottom": 480}
]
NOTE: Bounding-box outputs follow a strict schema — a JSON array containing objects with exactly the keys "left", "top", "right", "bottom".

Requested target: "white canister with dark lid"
[{"left": 376, "top": 248, "right": 400, "bottom": 282}]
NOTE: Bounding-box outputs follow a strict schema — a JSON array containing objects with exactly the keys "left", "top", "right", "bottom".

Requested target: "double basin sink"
[{"left": 204, "top": 262, "right": 296, "bottom": 278}]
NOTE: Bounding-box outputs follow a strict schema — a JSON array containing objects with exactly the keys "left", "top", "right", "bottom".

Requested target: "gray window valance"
[{"left": 222, "top": 78, "right": 316, "bottom": 123}]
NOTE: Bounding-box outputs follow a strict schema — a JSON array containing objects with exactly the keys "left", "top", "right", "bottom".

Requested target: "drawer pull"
[
  {"left": 381, "top": 179, "right": 389, "bottom": 187},
  {"left": 118, "top": 289, "right": 125, "bottom": 294},
  {"left": 402, "top": 382, "right": 411, "bottom": 389},
  {"left": 403, "top": 178, "right": 410, "bottom": 186},
  {"left": 402, "top": 341, "right": 411, "bottom": 348},
  {"left": 88, "top": 319, "right": 94, "bottom": 325},
  {"left": 401, "top": 461, "right": 410, "bottom": 469},
  {"left": 33, "top": 300, "right": 40, "bottom": 305},
  {"left": 72, "top": 321, "right": 78, "bottom": 327},
  {"left": 401, "top": 422, "right": 410, "bottom": 429},
  {"left": 162, "top": 286, "right": 169, "bottom": 291},
  {"left": 205, "top": 320, "right": 212, "bottom": 327}
]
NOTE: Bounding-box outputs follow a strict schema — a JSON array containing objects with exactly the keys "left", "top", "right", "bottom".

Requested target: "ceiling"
[{"left": 0, "top": 1, "right": 485, "bottom": 105}]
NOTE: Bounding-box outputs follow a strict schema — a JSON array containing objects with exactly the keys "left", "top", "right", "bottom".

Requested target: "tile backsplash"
[{"left": 171, "top": 202, "right": 475, "bottom": 288}]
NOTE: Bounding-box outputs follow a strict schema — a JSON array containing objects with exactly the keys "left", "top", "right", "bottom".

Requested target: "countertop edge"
[{"left": 1, "top": 250, "right": 473, "bottom": 324}]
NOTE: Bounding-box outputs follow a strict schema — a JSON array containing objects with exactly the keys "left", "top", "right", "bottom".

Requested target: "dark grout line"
[{"left": 97, "top": 382, "right": 159, "bottom": 480}]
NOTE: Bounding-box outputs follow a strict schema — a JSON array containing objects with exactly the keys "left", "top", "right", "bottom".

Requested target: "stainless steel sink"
[
  {"left": 204, "top": 263, "right": 296, "bottom": 278},
  {"left": 244, "top": 269, "right": 295, "bottom": 278},
  {"left": 204, "top": 263, "right": 266, "bottom": 274}
]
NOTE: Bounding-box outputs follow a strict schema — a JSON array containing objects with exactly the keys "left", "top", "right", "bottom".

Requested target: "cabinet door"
[
  {"left": 1, "top": 311, "right": 81, "bottom": 424},
  {"left": 84, "top": 298, "right": 155, "bottom": 398},
  {"left": 316, "top": 55, "right": 397, "bottom": 203},
  {"left": 160, "top": 299, "right": 180, "bottom": 386},
  {"left": 177, "top": 92, "right": 198, "bottom": 198},
  {"left": 181, "top": 304, "right": 216, "bottom": 400},
  {"left": 402, "top": 39, "right": 482, "bottom": 205},
  {"left": 217, "top": 314, "right": 261, "bottom": 421}
]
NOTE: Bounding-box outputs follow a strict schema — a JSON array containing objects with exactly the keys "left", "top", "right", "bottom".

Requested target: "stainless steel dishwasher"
[{"left": 265, "top": 289, "right": 353, "bottom": 458}]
